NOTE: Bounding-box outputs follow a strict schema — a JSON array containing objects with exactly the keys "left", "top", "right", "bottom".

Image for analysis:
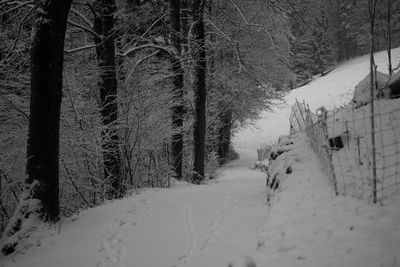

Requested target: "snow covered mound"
[
  {"left": 257, "top": 133, "right": 400, "bottom": 267},
  {"left": 264, "top": 135, "right": 296, "bottom": 192}
]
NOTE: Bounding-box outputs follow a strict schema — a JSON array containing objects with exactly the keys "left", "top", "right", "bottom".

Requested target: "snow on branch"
[
  {"left": 0, "top": 0, "right": 33, "bottom": 17},
  {"left": 70, "top": 8, "right": 93, "bottom": 28},
  {"left": 67, "top": 20, "right": 101, "bottom": 39},
  {"left": 64, "top": 44, "right": 96, "bottom": 54},
  {"left": 121, "top": 13, "right": 168, "bottom": 51},
  {"left": 120, "top": 44, "right": 178, "bottom": 60}
]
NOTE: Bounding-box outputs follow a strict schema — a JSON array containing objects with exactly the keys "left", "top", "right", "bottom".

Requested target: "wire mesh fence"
[{"left": 290, "top": 98, "right": 400, "bottom": 204}]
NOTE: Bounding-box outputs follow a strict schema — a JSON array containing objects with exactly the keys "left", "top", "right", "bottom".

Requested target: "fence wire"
[{"left": 290, "top": 98, "right": 400, "bottom": 204}]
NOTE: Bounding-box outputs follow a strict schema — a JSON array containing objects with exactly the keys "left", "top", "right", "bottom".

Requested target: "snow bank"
[{"left": 256, "top": 133, "right": 400, "bottom": 267}]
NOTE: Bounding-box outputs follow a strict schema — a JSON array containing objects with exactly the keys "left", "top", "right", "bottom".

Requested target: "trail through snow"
[
  {"left": 1, "top": 147, "right": 271, "bottom": 267},
  {"left": 1, "top": 49, "right": 400, "bottom": 267}
]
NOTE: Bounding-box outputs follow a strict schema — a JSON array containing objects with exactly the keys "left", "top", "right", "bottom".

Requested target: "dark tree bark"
[
  {"left": 191, "top": 0, "right": 206, "bottom": 183},
  {"left": 170, "top": 0, "right": 184, "bottom": 180},
  {"left": 181, "top": 0, "right": 189, "bottom": 52},
  {"left": 217, "top": 109, "right": 232, "bottom": 165},
  {"left": 1, "top": 0, "right": 72, "bottom": 255},
  {"left": 94, "top": 0, "right": 123, "bottom": 199}
]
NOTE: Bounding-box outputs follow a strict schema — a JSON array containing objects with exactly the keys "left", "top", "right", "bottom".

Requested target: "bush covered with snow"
[
  {"left": 256, "top": 144, "right": 271, "bottom": 161},
  {"left": 265, "top": 135, "right": 297, "bottom": 193}
]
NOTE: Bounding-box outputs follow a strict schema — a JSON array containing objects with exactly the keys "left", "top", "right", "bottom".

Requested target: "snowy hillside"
[
  {"left": 233, "top": 47, "right": 400, "bottom": 147},
  {"left": 1, "top": 50, "right": 400, "bottom": 267}
]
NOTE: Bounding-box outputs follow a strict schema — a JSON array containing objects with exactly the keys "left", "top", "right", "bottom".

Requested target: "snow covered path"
[
  {"left": 1, "top": 147, "right": 272, "bottom": 267},
  {"left": 119, "top": 149, "right": 269, "bottom": 267},
  {"left": 4, "top": 134, "right": 399, "bottom": 267}
]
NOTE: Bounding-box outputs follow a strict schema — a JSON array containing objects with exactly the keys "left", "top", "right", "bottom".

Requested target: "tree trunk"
[
  {"left": 191, "top": 0, "right": 206, "bottom": 183},
  {"left": 217, "top": 109, "right": 232, "bottom": 165},
  {"left": 181, "top": 0, "right": 189, "bottom": 52},
  {"left": 170, "top": 0, "right": 184, "bottom": 180},
  {"left": 94, "top": 0, "right": 123, "bottom": 199},
  {"left": 1, "top": 0, "right": 72, "bottom": 255}
]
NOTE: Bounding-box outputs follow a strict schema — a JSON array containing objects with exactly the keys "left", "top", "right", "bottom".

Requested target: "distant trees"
[
  {"left": 205, "top": 0, "right": 289, "bottom": 162},
  {"left": 1, "top": 0, "right": 72, "bottom": 255},
  {"left": 285, "top": 0, "right": 333, "bottom": 84},
  {"left": 282, "top": 0, "right": 400, "bottom": 86}
]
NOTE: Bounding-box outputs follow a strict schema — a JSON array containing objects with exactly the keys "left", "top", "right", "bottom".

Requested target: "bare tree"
[
  {"left": 94, "top": 0, "right": 123, "bottom": 199},
  {"left": 192, "top": 0, "right": 207, "bottom": 183},
  {"left": 0, "top": 0, "right": 72, "bottom": 255},
  {"left": 170, "top": 0, "right": 184, "bottom": 180}
]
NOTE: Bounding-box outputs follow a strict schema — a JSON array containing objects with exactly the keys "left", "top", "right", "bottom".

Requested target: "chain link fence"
[{"left": 290, "top": 98, "right": 400, "bottom": 204}]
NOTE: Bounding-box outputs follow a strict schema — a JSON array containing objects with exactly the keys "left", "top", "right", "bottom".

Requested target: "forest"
[{"left": 1, "top": 0, "right": 400, "bottom": 256}]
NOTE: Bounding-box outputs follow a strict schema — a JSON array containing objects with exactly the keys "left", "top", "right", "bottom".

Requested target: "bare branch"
[
  {"left": 61, "top": 159, "right": 93, "bottom": 208},
  {"left": 85, "top": 0, "right": 96, "bottom": 17},
  {"left": 121, "top": 44, "right": 178, "bottom": 59},
  {"left": 0, "top": 92, "right": 29, "bottom": 120},
  {"left": 205, "top": 19, "right": 244, "bottom": 72},
  {"left": 228, "top": 0, "right": 249, "bottom": 25},
  {"left": 0, "top": 0, "right": 33, "bottom": 16},
  {"left": 70, "top": 8, "right": 93, "bottom": 27},
  {"left": 67, "top": 20, "right": 101, "bottom": 38},
  {"left": 124, "top": 51, "right": 160, "bottom": 85},
  {"left": 121, "top": 12, "right": 168, "bottom": 51},
  {"left": 1, "top": 6, "right": 34, "bottom": 64},
  {"left": 64, "top": 44, "right": 96, "bottom": 54},
  {"left": 206, "top": 84, "right": 250, "bottom": 131}
]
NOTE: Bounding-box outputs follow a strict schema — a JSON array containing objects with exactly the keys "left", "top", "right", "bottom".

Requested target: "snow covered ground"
[
  {"left": 234, "top": 47, "right": 400, "bottom": 146},
  {"left": 1, "top": 49, "right": 400, "bottom": 267}
]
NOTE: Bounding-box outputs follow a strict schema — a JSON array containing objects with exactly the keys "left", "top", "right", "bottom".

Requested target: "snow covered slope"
[
  {"left": 233, "top": 47, "right": 400, "bottom": 147},
  {"left": 1, "top": 49, "right": 400, "bottom": 267}
]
